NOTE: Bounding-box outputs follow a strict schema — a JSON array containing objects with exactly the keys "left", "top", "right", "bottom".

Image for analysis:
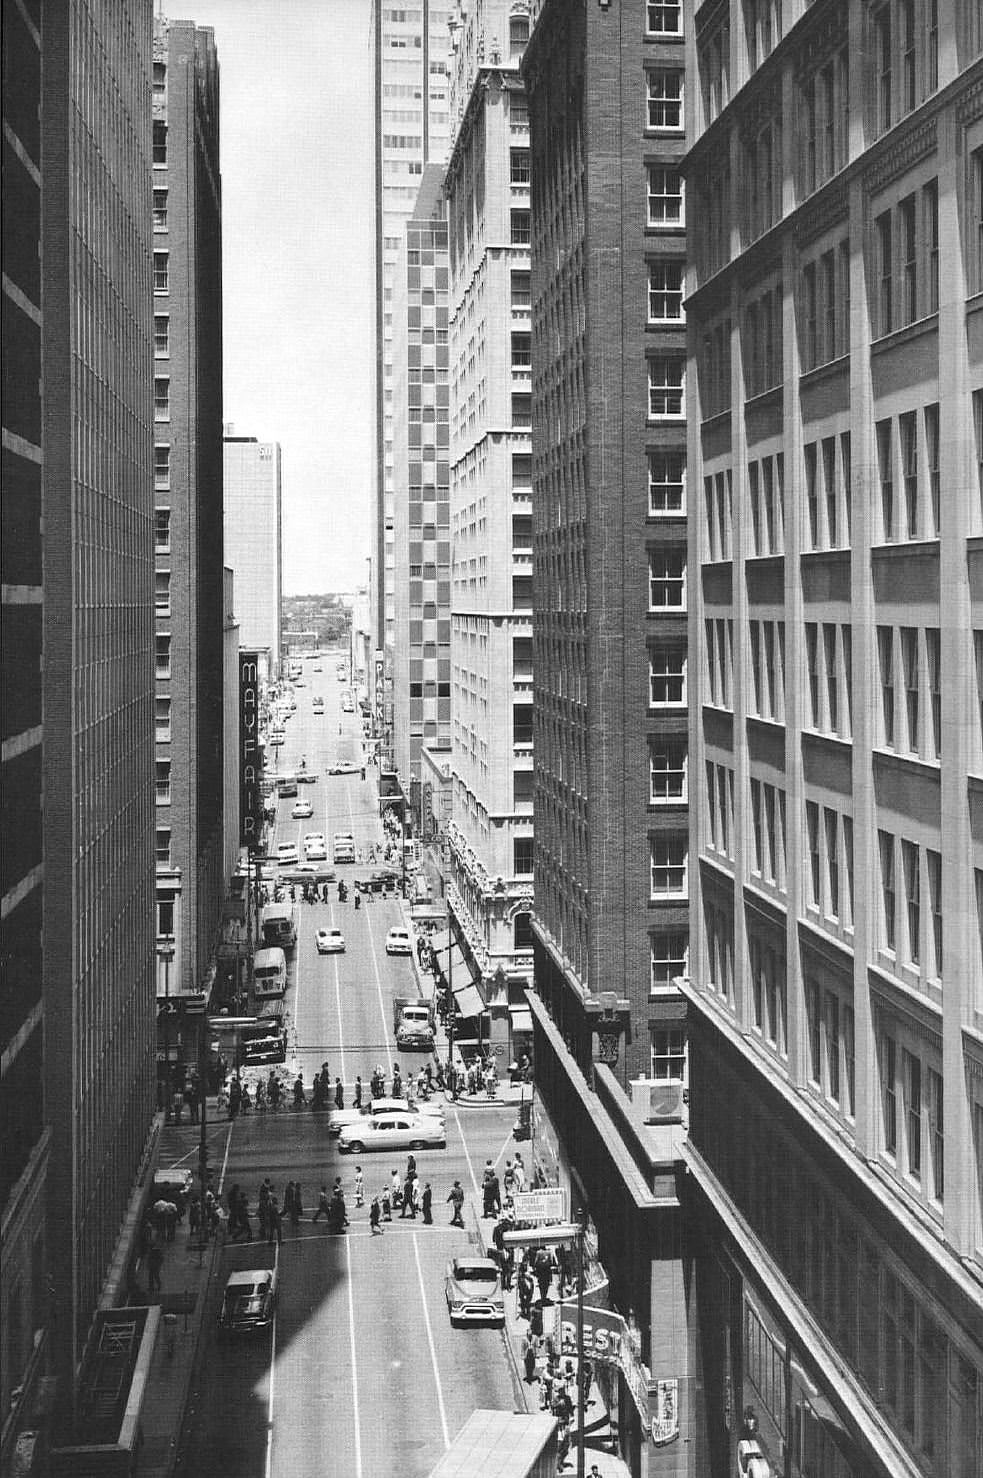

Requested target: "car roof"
[
  {"left": 388, "top": 927, "right": 410, "bottom": 937},
  {"left": 452, "top": 1257, "right": 498, "bottom": 1275},
  {"left": 225, "top": 1269, "right": 271, "bottom": 1288}
]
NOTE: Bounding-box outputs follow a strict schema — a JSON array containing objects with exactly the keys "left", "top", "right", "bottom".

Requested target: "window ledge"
[
  {"left": 871, "top": 747, "right": 941, "bottom": 783},
  {"left": 743, "top": 384, "right": 783, "bottom": 414},
  {"left": 798, "top": 353, "right": 849, "bottom": 389},
  {"left": 870, "top": 311, "right": 938, "bottom": 357},
  {"left": 870, "top": 538, "right": 940, "bottom": 560}
]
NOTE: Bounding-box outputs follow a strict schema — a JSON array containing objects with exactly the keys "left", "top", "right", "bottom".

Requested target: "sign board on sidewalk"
[{"left": 511, "top": 1187, "right": 567, "bottom": 1225}]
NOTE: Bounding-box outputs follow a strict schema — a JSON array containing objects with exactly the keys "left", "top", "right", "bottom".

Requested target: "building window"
[
  {"left": 877, "top": 419, "right": 894, "bottom": 541},
  {"left": 648, "top": 449, "right": 685, "bottom": 514},
  {"left": 514, "top": 912, "right": 533, "bottom": 950},
  {"left": 647, "top": 166, "right": 684, "bottom": 226},
  {"left": 925, "top": 404, "right": 940, "bottom": 535},
  {"left": 900, "top": 193, "right": 918, "bottom": 324},
  {"left": 651, "top": 933, "right": 688, "bottom": 990},
  {"left": 155, "top": 696, "right": 171, "bottom": 742},
  {"left": 510, "top": 148, "right": 530, "bottom": 185},
  {"left": 806, "top": 801, "right": 821, "bottom": 909},
  {"left": 509, "top": 14, "right": 530, "bottom": 55},
  {"left": 904, "top": 1047, "right": 922, "bottom": 1179},
  {"left": 155, "top": 827, "right": 171, "bottom": 866},
  {"left": 155, "top": 508, "right": 170, "bottom": 552},
  {"left": 878, "top": 626, "right": 896, "bottom": 746},
  {"left": 902, "top": 838, "right": 920, "bottom": 965},
  {"left": 511, "top": 332, "right": 532, "bottom": 368},
  {"left": 514, "top": 837, "right": 534, "bottom": 875},
  {"left": 650, "top": 835, "right": 687, "bottom": 896},
  {"left": 880, "top": 831, "right": 896, "bottom": 952},
  {"left": 155, "top": 759, "right": 171, "bottom": 804},
  {"left": 153, "top": 188, "right": 168, "bottom": 230},
  {"left": 648, "top": 549, "right": 686, "bottom": 609},
  {"left": 154, "top": 444, "right": 171, "bottom": 490},
  {"left": 824, "top": 808, "right": 840, "bottom": 919},
  {"left": 924, "top": 180, "right": 939, "bottom": 314},
  {"left": 646, "top": 0, "right": 682, "bottom": 35},
  {"left": 926, "top": 848, "right": 942, "bottom": 979},
  {"left": 649, "top": 646, "right": 686, "bottom": 705},
  {"left": 874, "top": 4, "right": 892, "bottom": 132},
  {"left": 510, "top": 210, "right": 530, "bottom": 245},
  {"left": 807, "top": 980, "right": 822, "bottom": 1085},
  {"left": 154, "top": 314, "right": 170, "bottom": 356},
  {"left": 648, "top": 357, "right": 685, "bottom": 417},
  {"left": 155, "top": 570, "right": 171, "bottom": 617},
  {"left": 882, "top": 1032, "right": 898, "bottom": 1155},
  {"left": 928, "top": 1068, "right": 944, "bottom": 1202},
  {"left": 876, "top": 211, "right": 893, "bottom": 335},
  {"left": 157, "top": 898, "right": 174, "bottom": 936},
  {"left": 153, "top": 60, "right": 166, "bottom": 93},
  {"left": 647, "top": 261, "right": 684, "bottom": 321},
  {"left": 650, "top": 739, "right": 687, "bottom": 802},
  {"left": 650, "top": 1029, "right": 686, "bottom": 1081},
  {"left": 511, "top": 272, "right": 531, "bottom": 308},
  {"left": 155, "top": 634, "right": 171, "bottom": 679},
  {"left": 826, "top": 991, "right": 841, "bottom": 1103},
  {"left": 153, "top": 119, "right": 167, "bottom": 165},
  {"left": 154, "top": 377, "right": 170, "bottom": 422},
  {"left": 646, "top": 70, "right": 684, "bottom": 130},
  {"left": 900, "top": 627, "right": 919, "bottom": 751},
  {"left": 153, "top": 251, "right": 169, "bottom": 294}
]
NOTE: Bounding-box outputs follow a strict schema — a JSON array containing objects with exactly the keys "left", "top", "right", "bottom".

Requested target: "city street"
[{"left": 169, "top": 666, "right": 521, "bottom": 1476}]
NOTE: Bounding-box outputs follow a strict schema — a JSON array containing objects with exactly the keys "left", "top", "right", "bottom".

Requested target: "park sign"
[{"left": 511, "top": 1187, "right": 567, "bottom": 1225}]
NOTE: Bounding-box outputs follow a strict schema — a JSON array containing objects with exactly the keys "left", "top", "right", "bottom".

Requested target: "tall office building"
[
  {"left": 153, "top": 17, "right": 225, "bottom": 1076},
  {"left": 372, "top": 0, "right": 453, "bottom": 763},
  {"left": 442, "top": 0, "right": 536, "bottom": 1054},
  {"left": 684, "top": 4, "right": 983, "bottom": 1475},
  {"left": 1, "top": 0, "right": 48, "bottom": 1443},
  {"left": 391, "top": 164, "right": 452, "bottom": 789},
  {"left": 224, "top": 435, "right": 283, "bottom": 676},
  {"left": 521, "top": 2, "right": 691, "bottom": 1468},
  {"left": 41, "top": 0, "right": 158, "bottom": 1408}
]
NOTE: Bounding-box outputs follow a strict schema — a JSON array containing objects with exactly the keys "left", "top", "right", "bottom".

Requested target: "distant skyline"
[{"left": 183, "top": 0, "right": 375, "bottom": 595}]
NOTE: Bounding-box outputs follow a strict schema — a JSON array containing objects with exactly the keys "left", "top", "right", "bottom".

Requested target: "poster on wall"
[{"left": 649, "top": 1379, "right": 680, "bottom": 1446}]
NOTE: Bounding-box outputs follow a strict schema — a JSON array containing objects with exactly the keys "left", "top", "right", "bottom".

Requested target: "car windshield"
[{"left": 456, "top": 1265, "right": 497, "bottom": 1282}]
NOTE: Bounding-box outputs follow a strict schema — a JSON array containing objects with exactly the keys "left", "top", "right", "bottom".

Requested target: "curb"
[
  {"left": 467, "top": 1198, "right": 530, "bottom": 1416},
  {"left": 165, "top": 1230, "right": 225, "bottom": 1478}
]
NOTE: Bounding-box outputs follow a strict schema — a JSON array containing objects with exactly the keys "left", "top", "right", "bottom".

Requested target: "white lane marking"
[
  {"left": 492, "top": 1130, "right": 516, "bottom": 1172},
  {"left": 413, "top": 1233, "right": 450, "bottom": 1449},
  {"left": 332, "top": 904, "right": 347, "bottom": 1086},
  {"left": 345, "top": 1235, "right": 364, "bottom": 1478},
  {"left": 264, "top": 1290, "right": 278, "bottom": 1478},
  {"left": 362, "top": 888, "right": 394, "bottom": 1077},
  {"left": 165, "top": 1125, "right": 229, "bottom": 1170},
  {"left": 452, "top": 1101, "right": 481, "bottom": 1196},
  {"left": 217, "top": 1121, "right": 234, "bottom": 1194}
]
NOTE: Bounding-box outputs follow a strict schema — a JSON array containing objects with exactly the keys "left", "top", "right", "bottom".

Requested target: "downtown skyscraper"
[
  {"left": 372, "top": 0, "right": 453, "bottom": 765},
  {"left": 1, "top": 0, "right": 157, "bottom": 1433}
]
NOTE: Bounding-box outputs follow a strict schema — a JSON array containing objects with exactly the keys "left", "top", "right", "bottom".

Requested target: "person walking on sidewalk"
[
  {"left": 146, "top": 1242, "right": 164, "bottom": 1297},
  {"left": 522, "top": 1329, "right": 540, "bottom": 1385},
  {"left": 353, "top": 1075, "right": 363, "bottom": 1109},
  {"left": 421, "top": 1182, "right": 432, "bottom": 1224},
  {"left": 517, "top": 1260, "right": 535, "bottom": 1320},
  {"left": 267, "top": 1195, "right": 283, "bottom": 1247},
  {"left": 312, "top": 1184, "right": 330, "bottom": 1223},
  {"left": 354, "top": 1166, "right": 364, "bottom": 1207},
  {"left": 369, "top": 1195, "right": 383, "bottom": 1234},
  {"left": 447, "top": 1180, "right": 465, "bottom": 1227}
]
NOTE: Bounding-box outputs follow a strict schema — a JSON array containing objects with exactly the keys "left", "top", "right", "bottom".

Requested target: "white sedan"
[
  {"left": 385, "top": 928, "right": 413, "bottom": 956},
  {"left": 291, "top": 799, "right": 314, "bottom": 818},
  {"left": 327, "top": 1096, "right": 445, "bottom": 1138},
  {"left": 338, "top": 1112, "right": 446, "bottom": 1154},
  {"left": 315, "top": 928, "right": 345, "bottom": 955}
]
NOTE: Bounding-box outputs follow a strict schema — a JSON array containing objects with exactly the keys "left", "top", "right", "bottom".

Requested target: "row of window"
[
  {"left": 874, "top": 182, "right": 940, "bottom": 338},
  {"left": 878, "top": 831, "right": 943, "bottom": 980},
  {"left": 877, "top": 624, "right": 942, "bottom": 761},
  {"left": 875, "top": 406, "right": 940, "bottom": 544},
  {"left": 706, "top": 762, "right": 735, "bottom": 862},
  {"left": 648, "top": 549, "right": 686, "bottom": 610},
  {"left": 803, "top": 433, "right": 852, "bottom": 551},
  {"left": 750, "top": 779, "right": 787, "bottom": 895},
  {"left": 879, "top": 1026, "right": 945, "bottom": 1209},
  {"left": 805, "top": 802, "right": 856, "bottom": 935},
  {"left": 805, "top": 622, "right": 852, "bottom": 740}
]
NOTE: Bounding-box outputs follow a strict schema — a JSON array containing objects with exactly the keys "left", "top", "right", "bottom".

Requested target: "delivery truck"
[{"left": 393, "top": 995, "right": 436, "bottom": 1051}]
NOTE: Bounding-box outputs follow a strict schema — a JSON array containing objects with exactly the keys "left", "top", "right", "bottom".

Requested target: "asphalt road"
[{"left": 173, "top": 665, "right": 521, "bottom": 1477}]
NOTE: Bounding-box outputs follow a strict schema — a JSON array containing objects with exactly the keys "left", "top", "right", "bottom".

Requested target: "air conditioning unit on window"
[{"left": 629, "top": 1079, "right": 683, "bottom": 1123}]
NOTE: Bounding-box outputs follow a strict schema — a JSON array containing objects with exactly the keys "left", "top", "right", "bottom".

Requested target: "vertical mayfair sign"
[{"left": 239, "top": 651, "right": 260, "bottom": 845}]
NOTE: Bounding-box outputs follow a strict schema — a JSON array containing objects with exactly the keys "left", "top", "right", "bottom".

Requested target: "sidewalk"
[
  {"left": 468, "top": 1193, "right": 631, "bottom": 1478},
  {"left": 136, "top": 1131, "right": 224, "bottom": 1477}
]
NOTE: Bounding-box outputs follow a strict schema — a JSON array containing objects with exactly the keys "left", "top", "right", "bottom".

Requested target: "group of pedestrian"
[
  {"left": 368, "top": 1155, "right": 435, "bottom": 1231},
  {"left": 312, "top": 1178, "right": 350, "bottom": 1233}
]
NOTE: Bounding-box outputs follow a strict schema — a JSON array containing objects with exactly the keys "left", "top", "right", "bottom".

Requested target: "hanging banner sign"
[
  {"left": 558, "top": 1302, "right": 651, "bottom": 1426},
  {"left": 511, "top": 1187, "right": 567, "bottom": 1225}
]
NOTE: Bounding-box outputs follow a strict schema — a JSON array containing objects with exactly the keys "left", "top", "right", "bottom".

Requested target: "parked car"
[
  {"left": 276, "top": 841, "right": 299, "bottom": 866},
  {"left": 385, "top": 927, "right": 413, "bottom": 955},
  {"left": 219, "top": 1266, "right": 278, "bottom": 1334},
  {"left": 291, "top": 799, "right": 314, "bottom": 818},
  {"left": 337, "top": 1112, "right": 446, "bottom": 1154},
  {"left": 357, "top": 868, "right": 401, "bottom": 894},
  {"left": 304, "top": 838, "right": 327, "bottom": 861},
  {"left": 280, "top": 861, "right": 335, "bottom": 884},
  {"left": 327, "top": 759, "right": 361, "bottom": 775},
  {"left": 315, "top": 928, "right": 345, "bottom": 954},
  {"left": 296, "top": 772, "right": 318, "bottom": 784},
  {"left": 444, "top": 1257, "right": 505, "bottom": 1327}
]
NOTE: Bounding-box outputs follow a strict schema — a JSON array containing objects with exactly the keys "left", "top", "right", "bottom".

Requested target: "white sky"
[{"left": 179, "top": 0, "right": 376, "bottom": 595}]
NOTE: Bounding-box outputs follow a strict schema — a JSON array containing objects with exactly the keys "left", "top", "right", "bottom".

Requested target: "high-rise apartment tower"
[{"left": 224, "top": 435, "right": 283, "bottom": 677}]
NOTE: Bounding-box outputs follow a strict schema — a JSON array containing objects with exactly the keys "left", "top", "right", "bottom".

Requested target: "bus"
[
  {"left": 253, "top": 946, "right": 287, "bottom": 1002},
  {"left": 260, "top": 903, "right": 297, "bottom": 950},
  {"left": 242, "top": 1002, "right": 287, "bottom": 1064}
]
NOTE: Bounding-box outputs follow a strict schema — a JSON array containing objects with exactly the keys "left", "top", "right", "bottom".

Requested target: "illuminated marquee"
[{"left": 239, "top": 651, "right": 260, "bottom": 845}]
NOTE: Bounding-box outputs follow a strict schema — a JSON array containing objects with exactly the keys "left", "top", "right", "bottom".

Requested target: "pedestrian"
[
  {"left": 400, "top": 1174, "right": 415, "bottom": 1218},
  {"left": 518, "top": 1261, "right": 535, "bottom": 1319},
  {"left": 421, "top": 1181, "right": 433, "bottom": 1224},
  {"left": 406, "top": 1153, "right": 417, "bottom": 1180},
  {"left": 283, "top": 1181, "right": 295, "bottom": 1226},
  {"left": 513, "top": 1153, "right": 526, "bottom": 1192},
  {"left": 312, "top": 1184, "right": 330, "bottom": 1223},
  {"left": 391, "top": 1064, "right": 402, "bottom": 1099},
  {"left": 353, "top": 1075, "right": 363, "bottom": 1109},
  {"left": 354, "top": 890, "right": 361, "bottom": 910},
  {"left": 370, "top": 1195, "right": 383, "bottom": 1234},
  {"left": 500, "top": 1243, "right": 515, "bottom": 1291},
  {"left": 294, "top": 1183, "right": 304, "bottom": 1222},
  {"left": 581, "top": 1355, "right": 594, "bottom": 1408},
  {"left": 267, "top": 1195, "right": 283, "bottom": 1246},
  {"left": 334, "top": 1076, "right": 344, "bottom": 1110},
  {"left": 354, "top": 1166, "right": 364, "bottom": 1207},
  {"left": 293, "top": 1074, "right": 306, "bottom": 1109},
  {"left": 390, "top": 1168, "right": 401, "bottom": 1206},
  {"left": 522, "top": 1329, "right": 539, "bottom": 1384},
  {"left": 503, "top": 1160, "right": 517, "bottom": 1198},
  {"left": 228, "top": 1076, "right": 241, "bottom": 1120},
  {"left": 447, "top": 1179, "right": 465, "bottom": 1227},
  {"left": 535, "top": 1246, "right": 554, "bottom": 1305},
  {"left": 240, "top": 1081, "right": 251, "bottom": 1114},
  {"left": 381, "top": 1186, "right": 392, "bottom": 1222},
  {"left": 146, "top": 1242, "right": 164, "bottom": 1296}
]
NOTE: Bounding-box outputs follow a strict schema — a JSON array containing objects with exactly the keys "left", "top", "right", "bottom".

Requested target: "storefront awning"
[
  {"left": 453, "top": 982, "right": 485, "bottom": 1019},
  {"left": 508, "top": 1006, "right": 533, "bottom": 1033}
]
